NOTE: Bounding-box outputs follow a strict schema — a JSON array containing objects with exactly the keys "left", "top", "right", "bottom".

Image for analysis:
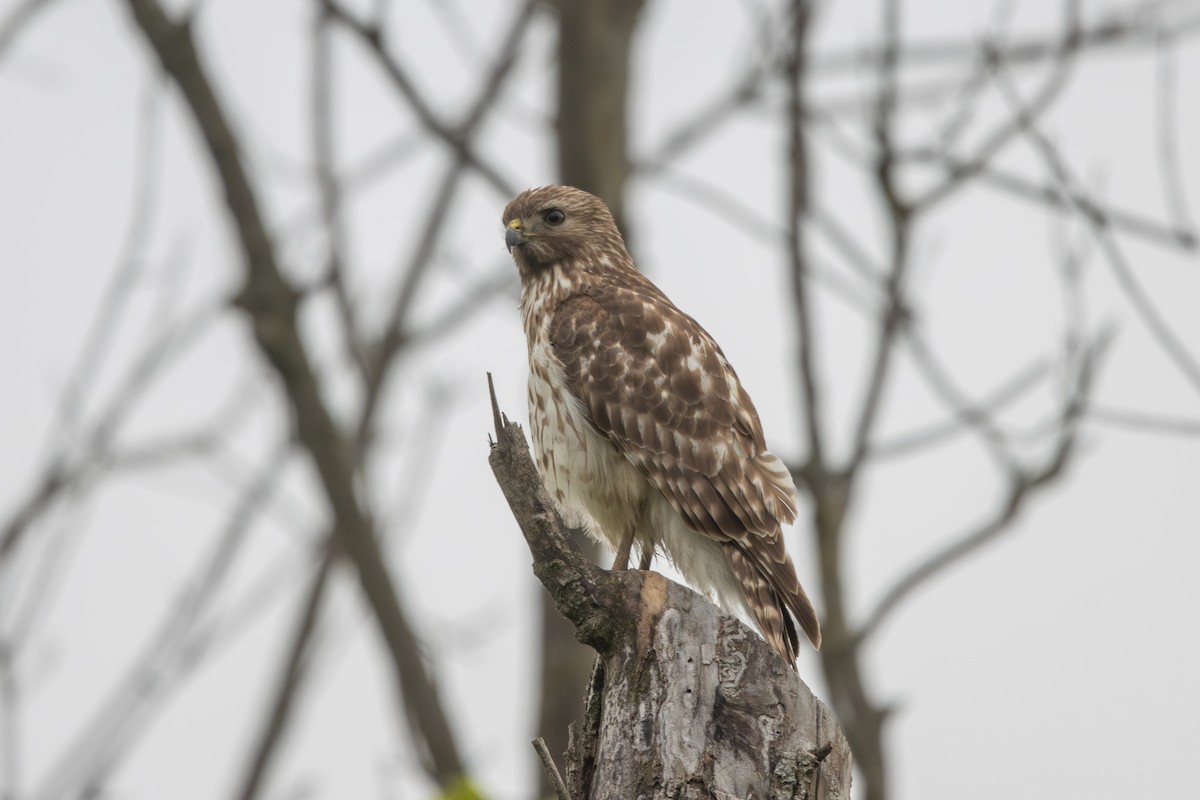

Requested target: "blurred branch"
[
  {"left": 1091, "top": 405, "right": 1200, "bottom": 436},
  {"left": 846, "top": 0, "right": 911, "bottom": 477},
  {"left": 911, "top": 157, "right": 1197, "bottom": 250},
  {"left": 653, "top": 170, "right": 879, "bottom": 315},
  {"left": 784, "top": 0, "right": 826, "bottom": 468},
  {"left": 2, "top": 424, "right": 229, "bottom": 652},
  {"left": 277, "top": 130, "right": 424, "bottom": 242},
  {"left": 810, "top": 3, "right": 1200, "bottom": 73},
  {"left": 857, "top": 334, "right": 1107, "bottom": 644},
  {"left": 0, "top": 633, "right": 17, "bottom": 800},
  {"left": 869, "top": 357, "right": 1051, "bottom": 460},
  {"left": 0, "top": 0, "right": 58, "bottom": 65},
  {"left": 991, "top": 63, "right": 1200, "bottom": 396},
  {"left": 913, "top": 1, "right": 1082, "bottom": 212},
  {"left": 635, "top": 60, "right": 768, "bottom": 176},
  {"left": 406, "top": 267, "right": 517, "bottom": 348},
  {"left": 238, "top": 381, "right": 461, "bottom": 800},
  {"left": 46, "top": 84, "right": 166, "bottom": 457},
  {"left": 902, "top": 330, "right": 1016, "bottom": 469},
  {"left": 30, "top": 443, "right": 291, "bottom": 800},
  {"left": 234, "top": 545, "right": 335, "bottom": 800},
  {"left": 122, "top": 1, "right": 469, "bottom": 792},
  {"left": 0, "top": 303, "right": 219, "bottom": 566},
  {"left": 635, "top": 2, "right": 785, "bottom": 174},
  {"left": 1153, "top": 30, "right": 1197, "bottom": 238},
  {"left": 323, "top": 0, "right": 525, "bottom": 198},
  {"left": 355, "top": 0, "right": 536, "bottom": 448},
  {"left": 312, "top": 8, "right": 370, "bottom": 379}
]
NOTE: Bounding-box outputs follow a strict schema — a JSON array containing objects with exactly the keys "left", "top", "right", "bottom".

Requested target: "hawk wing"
[{"left": 549, "top": 285, "right": 821, "bottom": 650}]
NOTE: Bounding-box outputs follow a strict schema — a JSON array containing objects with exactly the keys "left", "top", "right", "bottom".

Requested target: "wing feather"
[{"left": 550, "top": 286, "right": 821, "bottom": 649}]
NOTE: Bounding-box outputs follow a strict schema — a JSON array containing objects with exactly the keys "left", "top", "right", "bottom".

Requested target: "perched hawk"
[{"left": 503, "top": 185, "right": 820, "bottom": 665}]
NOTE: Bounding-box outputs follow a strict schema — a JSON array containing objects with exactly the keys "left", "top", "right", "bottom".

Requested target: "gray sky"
[{"left": 2, "top": 0, "right": 1198, "bottom": 798}]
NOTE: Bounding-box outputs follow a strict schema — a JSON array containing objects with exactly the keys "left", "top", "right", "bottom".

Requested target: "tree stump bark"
[{"left": 487, "top": 379, "right": 851, "bottom": 799}]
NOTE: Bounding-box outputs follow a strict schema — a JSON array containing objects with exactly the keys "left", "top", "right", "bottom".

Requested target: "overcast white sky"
[{"left": 2, "top": 0, "right": 1199, "bottom": 798}]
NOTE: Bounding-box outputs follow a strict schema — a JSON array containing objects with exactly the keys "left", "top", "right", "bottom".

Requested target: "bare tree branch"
[
  {"left": 902, "top": 329, "right": 1016, "bottom": 469},
  {"left": 234, "top": 545, "right": 336, "bottom": 800},
  {"left": 785, "top": 0, "right": 827, "bottom": 470},
  {"left": 532, "top": 737, "right": 573, "bottom": 800},
  {"left": 0, "top": 633, "right": 18, "bottom": 800},
  {"left": 30, "top": 443, "right": 292, "bottom": 800},
  {"left": 355, "top": 0, "right": 537, "bottom": 449},
  {"left": 0, "top": 303, "right": 219, "bottom": 566},
  {"left": 991, "top": 63, "right": 1200, "bottom": 396},
  {"left": 1091, "top": 405, "right": 1200, "bottom": 436},
  {"left": 0, "top": 0, "right": 58, "bottom": 65},
  {"left": 122, "top": 1, "right": 468, "bottom": 790},
  {"left": 634, "top": 66, "right": 764, "bottom": 176},
  {"left": 845, "top": 0, "right": 912, "bottom": 478},
  {"left": 486, "top": 374, "right": 621, "bottom": 647},
  {"left": 910, "top": 156, "right": 1197, "bottom": 249},
  {"left": 912, "top": 1, "right": 1082, "bottom": 212},
  {"left": 810, "top": 4, "right": 1200, "bottom": 73},
  {"left": 323, "top": 0, "right": 524, "bottom": 198},
  {"left": 857, "top": 335, "right": 1106, "bottom": 643},
  {"left": 312, "top": 7, "right": 371, "bottom": 379},
  {"left": 1153, "top": 29, "right": 1197, "bottom": 238},
  {"left": 869, "top": 357, "right": 1051, "bottom": 459},
  {"left": 653, "top": 169, "right": 880, "bottom": 314}
]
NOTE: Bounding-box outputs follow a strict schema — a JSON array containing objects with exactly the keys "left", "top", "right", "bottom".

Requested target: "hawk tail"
[{"left": 725, "top": 542, "right": 821, "bottom": 668}]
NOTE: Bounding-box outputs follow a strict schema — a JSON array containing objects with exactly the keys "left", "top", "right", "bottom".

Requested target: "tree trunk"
[
  {"left": 487, "top": 385, "right": 851, "bottom": 798},
  {"left": 555, "top": 0, "right": 645, "bottom": 235},
  {"left": 565, "top": 572, "right": 850, "bottom": 800}
]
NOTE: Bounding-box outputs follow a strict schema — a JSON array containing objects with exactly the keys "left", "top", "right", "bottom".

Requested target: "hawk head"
[{"left": 502, "top": 185, "right": 628, "bottom": 277}]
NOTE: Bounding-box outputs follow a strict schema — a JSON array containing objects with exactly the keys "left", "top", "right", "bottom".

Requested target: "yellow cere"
[{"left": 507, "top": 218, "right": 523, "bottom": 230}]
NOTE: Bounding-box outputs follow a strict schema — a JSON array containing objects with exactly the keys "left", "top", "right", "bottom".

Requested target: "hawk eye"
[{"left": 544, "top": 209, "right": 566, "bottom": 225}]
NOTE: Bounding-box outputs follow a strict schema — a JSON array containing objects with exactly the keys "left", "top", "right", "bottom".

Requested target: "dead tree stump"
[{"left": 488, "top": 379, "right": 851, "bottom": 799}]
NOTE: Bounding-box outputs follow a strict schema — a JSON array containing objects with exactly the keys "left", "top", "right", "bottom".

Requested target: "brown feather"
[{"left": 505, "top": 184, "right": 822, "bottom": 663}]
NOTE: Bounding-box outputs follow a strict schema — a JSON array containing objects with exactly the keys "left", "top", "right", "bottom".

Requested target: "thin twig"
[
  {"left": 991, "top": 63, "right": 1200, "bottom": 396},
  {"left": 1153, "top": 30, "right": 1197, "bottom": 237},
  {"left": 635, "top": 64, "right": 766, "bottom": 177},
  {"left": 913, "top": 0, "right": 1082, "bottom": 212},
  {"left": 857, "top": 334, "right": 1104, "bottom": 643},
  {"left": 653, "top": 169, "right": 879, "bottom": 315},
  {"left": 323, "top": 0, "right": 521, "bottom": 197},
  {"left": 30, "top": 443, "right": 291, "bottom": 800},
  {"left": 532, "top": 737, "right": 572, "bottom": 800},
  {"left": 234, "top": 545, "right": 336, "bottom": 800},
  {"left": 909, "top": 156, "right": 1197, "bottom": 250},
  {"left": 810, "top": 6, "right": 1199, "bottom": 73},
  {"left": 0, "top": 303, "right": 219, "bottom": 565},
  {"left": 355, "top": 0, "right": 537, "bottom": 450},
  {"left": 846, "top": 0, "right": 911, "bottom": 476},
  {"left": 870, "top": 357, "right": 1050, "bottom": 459},
  {"left": 313, "top": 7, "right": 371, "bottom": 379},
  {"left": 902, "top": 330, "right": 1016, "bottom": 471},
  {"left": 1091, "top": 405, "right": 1200, "bottom": 436}
]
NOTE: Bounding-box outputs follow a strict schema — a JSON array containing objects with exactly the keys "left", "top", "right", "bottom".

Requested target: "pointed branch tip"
[{"left": 487, "top": 372, "right": 504, "bottom": 445}]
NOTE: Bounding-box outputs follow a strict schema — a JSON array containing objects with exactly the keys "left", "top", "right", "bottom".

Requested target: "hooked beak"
[
  {"left": 505, "top": 227, "right": 527, "bottom": 253},
  {"left": 505, "top": 219, "right": 528, "bottom": 253}
]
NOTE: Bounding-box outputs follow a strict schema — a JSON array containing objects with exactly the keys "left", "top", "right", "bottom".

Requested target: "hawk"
[{"left": 503, "top": 185, "right": 820, "bottom": 665}]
